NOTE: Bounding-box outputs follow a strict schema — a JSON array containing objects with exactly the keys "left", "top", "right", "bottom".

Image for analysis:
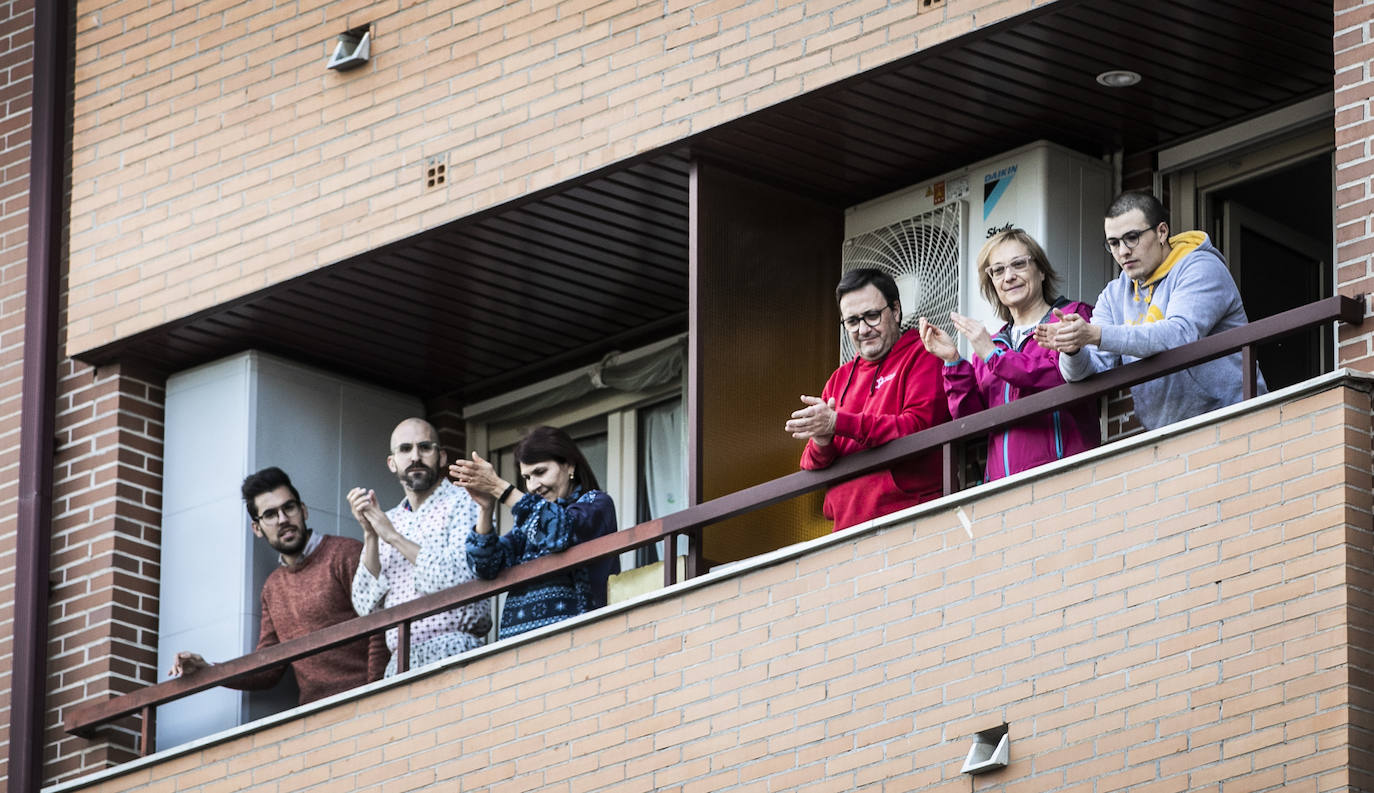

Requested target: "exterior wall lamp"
[
  {"left": 961, "top": 724, "right": 1010, "bottom": 775},
  {"left": 327, "top": 25, "right": 371, "bottom": 71}
]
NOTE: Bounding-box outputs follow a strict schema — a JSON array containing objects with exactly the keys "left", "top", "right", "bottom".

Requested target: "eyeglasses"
[
  {"left": 987, "top": 256, "right": 1035, "bottom": 281},
  {"left": 840, "top": 303, "right": 894, "bottom": 330},
  {"left": 255, "top": 500, "right": 302, "bottom": 525},
  {"left": 392, "top": 441, "right": 439, "bottom": 456},
  {"left": 1104, "top": 227, "right": 1156, "bottom": 253}
]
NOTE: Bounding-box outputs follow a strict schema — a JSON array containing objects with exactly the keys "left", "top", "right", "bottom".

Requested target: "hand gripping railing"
[{"left": 64, "top": 294, "right": 1365, "bottom": 754}]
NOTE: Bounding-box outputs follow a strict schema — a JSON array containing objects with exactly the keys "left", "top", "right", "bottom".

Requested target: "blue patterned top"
[{"left": 466, "top": 487, "right": 618, "bottom": 640}]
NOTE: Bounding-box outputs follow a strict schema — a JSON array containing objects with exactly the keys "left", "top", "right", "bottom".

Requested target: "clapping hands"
[
  {"left": 919, "top": 313, "right": 995, "bottom": 360},
  {"left": 1034, "top": 308, "right": 1097, "bottom": 354},
  {"left": 449, "top": 452, "right": 505, "bottom": 509}
]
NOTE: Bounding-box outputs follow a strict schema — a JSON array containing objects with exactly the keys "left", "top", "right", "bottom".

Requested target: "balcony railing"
[{"left": 64, "top": 294, "right": 1365, "bottom": 755}]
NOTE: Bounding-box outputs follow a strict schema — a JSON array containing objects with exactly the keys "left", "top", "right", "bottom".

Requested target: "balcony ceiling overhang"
[{"left": 78, "top": 0, "right": 1333, "bottom": 402}]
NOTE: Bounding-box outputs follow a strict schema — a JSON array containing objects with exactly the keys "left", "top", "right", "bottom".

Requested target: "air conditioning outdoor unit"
[{"left": 840, "top": 140, "right": 1115, "bottom": 361}]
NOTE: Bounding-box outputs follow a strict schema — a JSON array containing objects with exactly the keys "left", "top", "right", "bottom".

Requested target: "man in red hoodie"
[{"left": 786, "top": 268, "right": 951, "bottom": 530}]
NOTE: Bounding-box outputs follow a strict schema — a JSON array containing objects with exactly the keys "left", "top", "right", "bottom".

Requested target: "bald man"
[{"left": 349, "top": 418, "right": 491, "bottom": 676}]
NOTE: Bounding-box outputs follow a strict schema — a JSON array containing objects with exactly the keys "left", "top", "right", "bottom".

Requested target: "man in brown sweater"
[{"left": 168, "top": 467, "right": 381, "bottom": 704}]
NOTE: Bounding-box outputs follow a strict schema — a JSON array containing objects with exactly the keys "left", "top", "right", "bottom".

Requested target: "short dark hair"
[
  {"left": 1105, "top": 191, "right": 1169, "bottom": 230},
  {"left": 241, "top": 466, "right": 301, "bottom": 520},
  {"left": 514, "top": 425, "right": 601, "bottom": 493},
  {"left": 836, "top": 268, "right": 900, "bottom": 307}
]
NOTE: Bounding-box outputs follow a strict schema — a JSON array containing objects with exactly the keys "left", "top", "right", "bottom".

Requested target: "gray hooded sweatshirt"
[{"left": 1059, "top": 231, "right": 1265, "bottom": 430}]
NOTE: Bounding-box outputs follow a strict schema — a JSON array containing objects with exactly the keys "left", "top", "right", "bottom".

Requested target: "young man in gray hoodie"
[{"left": 1038, "top": 191, "right": 1265, "bottom": 430}]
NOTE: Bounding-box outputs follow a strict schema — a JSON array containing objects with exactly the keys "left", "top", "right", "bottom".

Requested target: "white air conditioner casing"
[{"left": 841, "top": 140, "right": 1114, "bottom": 360}]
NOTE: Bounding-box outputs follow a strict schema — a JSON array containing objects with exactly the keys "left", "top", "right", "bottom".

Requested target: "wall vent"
[{"left": 424, "top": 156, "right": 447, "bottom": 190}]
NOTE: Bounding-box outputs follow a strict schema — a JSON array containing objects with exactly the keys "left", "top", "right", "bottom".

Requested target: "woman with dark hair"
[
  {"left": 919, "top": 228, "right": 1099, "bottom": 481},
  {"left": 450, "top": 425, "right": 618, "bottom": 639}
]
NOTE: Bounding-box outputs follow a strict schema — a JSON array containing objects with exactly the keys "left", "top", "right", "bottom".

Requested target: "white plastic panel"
[
  {"left": 159, "top": 356, "right": 251, "bottom": 519},
  {"left": 337, "top": 384, "right": 426, "bottom": 519},
  {"left": 843, "top": 140, "right": 1113, "bottom": 356}
]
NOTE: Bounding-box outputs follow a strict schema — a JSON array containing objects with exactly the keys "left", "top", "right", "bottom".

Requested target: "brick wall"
[
  {"left": 56, "top": 380, "right": 1374, "bottom": 792},
  {"left": 64, "top": 0, "right": 1057, "bottom": 357},
  {"left": 0, "top": 4, "right": 162, "bottom": 786},
  {"left": 0, "top": 0, "right": 33, "bottom": 785},
  {"left": 44, "top": 364, "right": 165, "bottom": 783},
  {"left": 424, "top": 393, "right": 467, "bottom": 469},
  {"left": 1337, "top": 0, "right": 1374, "bottom": 368}
]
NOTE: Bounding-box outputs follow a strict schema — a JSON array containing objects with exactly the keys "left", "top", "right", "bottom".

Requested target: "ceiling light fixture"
[{"left": 1096, "top": 69, "right": 1141, "bottom": 88}]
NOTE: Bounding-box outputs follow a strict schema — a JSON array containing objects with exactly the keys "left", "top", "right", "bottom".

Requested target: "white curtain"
[
  {"left": 641, "top": 400, "right": 685, "bottom": 519},
  {"left": 639, "top": 399, "right": 686, "bottom": 562}
]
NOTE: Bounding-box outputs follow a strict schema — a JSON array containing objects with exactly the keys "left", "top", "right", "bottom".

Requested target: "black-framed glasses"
[
  {"left": 255, "top": 500, "right": 302, "bottom": 525},
  {"left": 840, "top": 303, "right": 894, "bottom": 330},
  {"left": 987, "top": 256, "right": 1035, "bottom": 281},
  {"left": 392, "top": 441, "right": 439, "bottom": 456},
  {"left": 1104, "top": 227, "right": 1156, "bottom": 253}
]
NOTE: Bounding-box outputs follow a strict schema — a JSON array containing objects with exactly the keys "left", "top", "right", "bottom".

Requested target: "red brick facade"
[
  {"left": 0, "top": 4, "right": 170, "bottom": 780},
  {"left": 46, "top": 364, "right": 164, "bottom": 778},
  {"left": 1337, "top": 0, "right": 1374, "bottom": 365}
]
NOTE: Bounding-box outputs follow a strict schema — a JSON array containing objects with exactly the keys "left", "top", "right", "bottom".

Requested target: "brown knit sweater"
[{"left": 228, "top": 533, "right": 380, "bottom": 704}]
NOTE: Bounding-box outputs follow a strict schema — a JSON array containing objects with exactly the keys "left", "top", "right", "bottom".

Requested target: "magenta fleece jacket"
[{"left": 941, "top": 300, "right": 1100, "bottom": 481}]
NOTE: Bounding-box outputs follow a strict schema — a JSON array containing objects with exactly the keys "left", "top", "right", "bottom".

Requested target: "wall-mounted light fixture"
[
  {"left": 961, "top": 724, "right": 1009, "bottom": 775},
  {"left": 327, "top": 25, "right": 371, "bottom": 71}
]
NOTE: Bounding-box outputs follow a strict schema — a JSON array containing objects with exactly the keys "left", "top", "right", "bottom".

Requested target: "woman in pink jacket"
[{"left": 919, "top": 229, "right": 1099, "bottom": 482}]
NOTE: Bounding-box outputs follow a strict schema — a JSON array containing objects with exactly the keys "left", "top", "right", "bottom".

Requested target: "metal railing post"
[
  {"left": 942, "top": 443, "right": 957, "bottom": 496},
  {"left": 396, "top": 621, "right": 411, "bottom": 674},
  {"left": 139, "top": 706, "right": 155, "bottom": 757},
  {"left": 1242, "top": 344, "right": 1258, "bottom": 400},
  {"left": 684, "top": 530, "right": 703, "bottom": 579},
  {"left": 662, "top": 535, "right": 677, "bottom": 586}
]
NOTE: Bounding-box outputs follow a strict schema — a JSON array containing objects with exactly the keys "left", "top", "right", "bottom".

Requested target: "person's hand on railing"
[
  {"left": 167, "top": 651, "right": 211, "bottom": 678},
  {"left": 786, "top": 395, "right": 837, "bottom": 445},
  {"left": 919, "top": 317, "right": 959, "bottom": 363}
]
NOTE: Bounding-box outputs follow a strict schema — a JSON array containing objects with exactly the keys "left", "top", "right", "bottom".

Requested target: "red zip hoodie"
[{"left": 800, "top": 328, "right": 950, "bottom": 530}]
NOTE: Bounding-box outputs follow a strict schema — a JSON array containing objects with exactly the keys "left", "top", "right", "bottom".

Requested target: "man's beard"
[
  {"left": 267, "top": 524, "right": 309, "bottom": 555},
  {"left": 398, "top": 461, "right": 439, "bottom": 493}
]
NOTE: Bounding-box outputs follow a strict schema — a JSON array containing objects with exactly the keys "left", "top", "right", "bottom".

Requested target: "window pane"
[{"left": 575, "top": 431, "right": 609, "bottom": 491}]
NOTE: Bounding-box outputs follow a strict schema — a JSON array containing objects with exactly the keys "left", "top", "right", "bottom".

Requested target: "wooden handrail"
[{"left": 64, "top": 294, "right": 1365, "bottom": 741}]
